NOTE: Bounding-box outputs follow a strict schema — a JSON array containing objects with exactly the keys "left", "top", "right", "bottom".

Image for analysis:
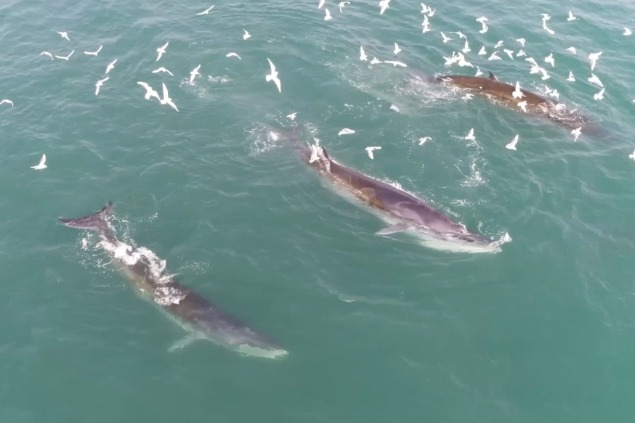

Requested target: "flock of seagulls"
[{"left": 10, "top": 3, "right": 635, "bottom": 171}]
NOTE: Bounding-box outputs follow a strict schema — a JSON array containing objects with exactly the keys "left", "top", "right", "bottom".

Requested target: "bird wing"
[{"left": 162, "top": 83, "right": 169, "bottom": 100}]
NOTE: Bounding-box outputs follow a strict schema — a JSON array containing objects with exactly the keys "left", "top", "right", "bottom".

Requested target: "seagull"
[
  {"left": 421, "top": 20, "right": 431, "bottom": 33},
  {"left": 593, "top": 87, "right": 605, "bottom": 101},
  {"left": 57, "top": 31, "right": 70, "bottom": 41},
  {"left": 456, "top": 54, "right": 473, "bottom": 68},
  {"left": 478, "top": 45, "right": 487, "bottom": 55},
  {"left": 419, "top": 136, "right": 431, "bottom": 145},
  {"left": 544, "top": 53, "right": 555, "bottom": 67},
  {"left": 474, "top": 66, "right": 483, "bottom": 77},
  {"left": 95, "top": 76, "right": 109, "bottom": 95},
  {"left": 360, "top": 46, "right": 368, "bottom": 61},
  {"left": 286, "top": 112, "right": 297, "bottom": 121},
  {"left": 566, "top": 46, "right": 577, "bottom": 54},
  {"left": 226, "top": 52, "right": 241, "bottom": 60},
  {"left": 567, "top": 10, "right": 577, "bottom": 21},
  {"left": 588, "top": 73, "right": 603, "bottom": 88},
  {"left": 571, "top": 127, "right": 581, "bottom": 142},
  {"left": 156, "top": 42, "right": 169, "bottom": 61},
  {"left": 443, "top": 52, "right": 459, "bottom": 66},
  {"left": 394, "top": 43, "right": 401, "bottom": 54},
  {"left": 548, "top": 89, "right": 560, "bottom": 101},
  {"left": 588, "top": 51, "right": 602, "bottom": 71},
  {"left": 504, "top": 49, "right": 514, "bottom": 59},
  {"left": 517, "top": 101, "right": 528, "bottom": 112},
  {"left": 31, "top": 154, "right": 47, "bottom": 170},
  {"left": 152, "top": 67, "right": 174, "bottom": 76},
  {"left": 384, "top": 60, "right": 407, "bottom": 67},
  {"left": 189, "top": 64, "right": 201, "bottom": 85},
  {"left": 338, "top": 128, "right": 355, "bottom": 136},
  {"left": 566, "top": 71, "right": 575, "bottom": 82},
  {"left": 243, "top": 29, "right": 251, "bottom": 40},
  {"left": 464, "top": 128, "right": 475, "bottom": 141},
  {"left": 370, "top": 57, "right": 381, "bottom": 65},
  {"left": 265, "top": 58, "right": 281, "bottom": 93},
  {"left": 27, "top": 154, "right": 47, "bottom": 174},
  {"left": 505, "top": 134, "right": 519, "bottom": 150},
  {"left": 625, "top": 28, "right": 632, "bottom": 36},
  {"left": 488, "top": 51, "right": 501, "bottom": 61},
  {"left": 365, "top": 146, "right": 381, "bottom": 159},
  {"left": 40, "top": 51, "right": 53, "bottom": 60},
  {"left": 539, "top": 68, "right": 550, "bottom": 80},
  {"left": 542, "top": 16, "right": 555, "bottom": 35},
  {"left": 476, "top": 16, "right": 488, "bottom": 33},
  {"left": 494, "top": 40, "right": 504, "bottom": 48},
  {"left": 441, "top": 32, "right": 452, "bottom": 43},
  {"left": 379, "top": 0, "right": 390, "bottom": 15},
  {"left": 105, "top": 58, "right": 117, "bottom": 74},
  {"left": 160, "top": 83, "right": 178, "bottom": 112},
  {"left": 462, "top": 39, "right": 471, "bottom": 54},
  {"left": 516, "top": 49, "right": 527, "bottom": 57},
  {"left": 512, "top": 81, "right": 524, "bottom": 99},
  {"left": 629, "top": 149, "right": 635, "bottom": 160},
  {"left": 324, "top": 8, "right": 332, "bottom": 20},
  {"left": 196, "top": 5, "right": 215, "bottom": 15},
  {"left": 318, "top": 0, "right": 325, "bottom": 8},
  {"left": 516, "top": 38, "right": 526, "bottom": 47},
  {"left": 338, "top": 1, "right": 350, "bottom": 12},
  {"left": 462, "top": 93, "right": 474, "bottom": 101},
  {"left": 389, "top": 104, "right": 400, "bottom": 112},
  {"left": 137, "top": 81, "right": 160, "bottom": 101},
  {"left": 0, "top": 99, "right": 14, "bottom": 107},
  {"left": 55, "top": 50, "right": 74, "bottom": 60},
  {"left": 84, "top": 45, "right": 103, "bottom": 56},
  {"left": 453, "top": 31, "right": 467, "bottom": 39},
  {"left": 526, "top": 57, "right": 538, "bottom": 66}
]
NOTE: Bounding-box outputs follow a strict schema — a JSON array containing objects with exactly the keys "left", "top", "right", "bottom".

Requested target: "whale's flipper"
[
  {"left": 58, "top": 202, "right": 113, "bottom": 231},
  {"left": 376, "top": 223, "right": 410, "bottom": 236},
  {"left": 168, "top": 333, "right": 206, "bottom": 352}
]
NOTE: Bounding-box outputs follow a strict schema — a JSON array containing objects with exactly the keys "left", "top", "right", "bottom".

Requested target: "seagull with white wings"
[
  {"left": 31, "top": 154, "right": 47, "bottom": 170},
  {"left": 95, "top": 77, "right": 109, "bottom": 96},
  {"left": 265, "top": 58, "right": 281, "bottom": 93},
  {"left": 160, "top": 83, "right": 178, "bottom": 112},
  {"left": 84, "top": 45, "right": 103, "bottom": 56},
  {"left": 156, "top": 42, "right": 169, "bottom": 61},
  {"left": 137, "top": 81, "right": 160, "bottom": 101}
]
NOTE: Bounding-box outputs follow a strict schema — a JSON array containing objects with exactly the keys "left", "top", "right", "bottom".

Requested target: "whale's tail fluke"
[{"left": 59, "top": 202, "right": 116, "bottom": 242}]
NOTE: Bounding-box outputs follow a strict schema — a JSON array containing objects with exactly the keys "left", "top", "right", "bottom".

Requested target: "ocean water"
[{"left": 2, "top": 0, "right": 635, "bottom": 421}]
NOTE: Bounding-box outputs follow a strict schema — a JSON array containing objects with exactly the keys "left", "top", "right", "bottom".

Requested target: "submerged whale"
[
  {"left": 414, "top": 70, "right": 603, "bottom": 136},
  {"left": 59, "top": 203, "right": 288, "bottom": 359},
  {"left": 278, "top": 128, "right": 500, "bottom": 253}
]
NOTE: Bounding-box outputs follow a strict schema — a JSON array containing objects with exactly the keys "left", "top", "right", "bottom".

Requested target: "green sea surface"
[{"left": 2, "top": 0, "right": 635, "bottom": 422}]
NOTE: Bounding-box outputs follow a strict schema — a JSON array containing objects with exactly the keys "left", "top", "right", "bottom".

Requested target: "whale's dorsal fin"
[
  {"left": 488, "top": 72, "right": 497, "bottom": 81},
  {"left": 320, "top": 146, "right": 330, "bottom": 160}
]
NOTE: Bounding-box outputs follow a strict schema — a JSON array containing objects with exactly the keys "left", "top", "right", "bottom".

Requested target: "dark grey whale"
[
  {"left": 277, "top": 128, "right": 502, "bottom": 253},
  {"left": 59, "top": 203, "right": 287, "bottom": 358},
  {"left": 411, "top": 70, "right": 605, "bottom": 137}
]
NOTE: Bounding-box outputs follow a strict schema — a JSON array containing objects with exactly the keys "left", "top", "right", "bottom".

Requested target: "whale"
[
  {"left": 59, "top": 203, "right": 288, "bottom": 359},
  {"left": 276, "top": 127, "right": 500, "bottom": 253},
  {"left": 412, "top": 70, "right": 603, "bottom": 136}
]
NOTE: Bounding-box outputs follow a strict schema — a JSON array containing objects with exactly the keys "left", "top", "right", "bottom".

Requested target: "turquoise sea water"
[{"left": 2, "top": 0, "right": 635, "bottom": 421}]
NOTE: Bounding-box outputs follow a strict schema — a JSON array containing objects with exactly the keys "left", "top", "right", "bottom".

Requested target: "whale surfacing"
[
  {"left": 277, "top": 128, "right": 501, "bottom": 253},
  {"left": 59, "top": 203, "right": 288, "bottom": 359},
  {"left": 428, "top": 72, "right": 603, "bottom": 135}
]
